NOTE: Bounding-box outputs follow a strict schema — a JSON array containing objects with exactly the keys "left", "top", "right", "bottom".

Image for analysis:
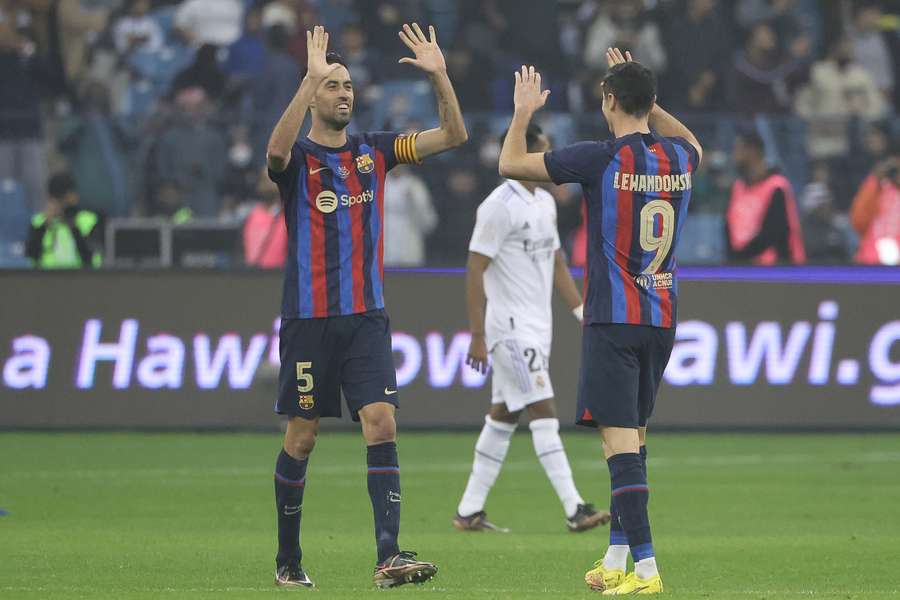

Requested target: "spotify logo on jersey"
[{"left": 315, "top": 190, "right": 338, "bottom": 214}]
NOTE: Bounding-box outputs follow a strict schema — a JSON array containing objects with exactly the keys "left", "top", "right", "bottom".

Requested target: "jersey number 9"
[{"left": 639, "top": 200, "right": 675, "bottom": 274}]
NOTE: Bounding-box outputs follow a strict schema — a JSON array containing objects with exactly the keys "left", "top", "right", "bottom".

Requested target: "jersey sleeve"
[
  {"left": 368, "top": 131, "right": 422, "bottom": 173},
  {"left": 671, "top": 137, "right": 701, "bottom": 171},
  {"left": 543, "top": 141, "right": 614, "bottom": 185},
  {"left": 468, "top": 196, "right": 514, "bottom": 259},
  {"left": 268, "top": 142, "right": 305, "bottom": 187}
]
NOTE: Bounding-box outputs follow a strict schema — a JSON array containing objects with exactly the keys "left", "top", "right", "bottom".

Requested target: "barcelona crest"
[{"left": 356, "top": 153, "right": 375, "bottom": 174}]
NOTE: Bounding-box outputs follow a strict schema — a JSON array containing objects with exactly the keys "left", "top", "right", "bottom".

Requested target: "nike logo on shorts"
[{"left": 384, "top": 388, "right": 398, "bottom": 396}]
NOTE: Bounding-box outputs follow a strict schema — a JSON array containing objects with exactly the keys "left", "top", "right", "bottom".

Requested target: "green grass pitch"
[{"left": 1, "top": 431, "right": 899, "bottom": 599}]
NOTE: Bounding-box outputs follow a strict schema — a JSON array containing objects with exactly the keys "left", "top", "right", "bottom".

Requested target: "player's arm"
[
  {"left": 397, "top": 23, "right": 468, "bottom": 160},
  {"left": 498, "top": 66, "right": 553, "bottom": 182},
  {"left": 553, "top": 250, "right": 584, "bottom": 323},
  {"left": 465, "top": 252, "right": 492, "bottom": 374},
  {"left": 606, "top": 47, "right": 703, "bottom": 165},
  {"left": 266, "top": 26, "right": 341, "bottom": 173}
]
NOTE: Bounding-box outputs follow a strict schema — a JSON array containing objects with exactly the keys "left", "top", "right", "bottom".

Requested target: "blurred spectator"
[
  {"left": 174, "top": 0, "right": 243, "bottom": 47},
  {"left": 446, "top": 46, "right": 494, "bottom": 111},
  {"left": 151, "top": 180, "right": 193, "bottom": 224},
  {"left": 726, "top": 131, "right": 806, "bottom": 264},
  {"left": 844, "top": 121, "right": 892, "bottom": 209},
  {"left": 794, "top": 36, "right": 886, "bottom": 158},
  {"left": 732, "top": 21, "right": 808, "bottom": 114},
  {"left": 54, "top": 0, "right": 109, "bottom": 92},
  {"left": 384, "top": 165, "right": 438, "bottom": 267},
  {"left": 583, "top": 0, "right": 666, "bottom": 74},
  {"left": 25, "top": 172, "right": 102, "bottom": 269},
  {"left": 249, "top": 25, "right": 301, "bottom": 164},
  {"left": 431, "top": 167, "right": 484, "bottom": 265},
  {"left": 224, "top": 4, "right": 268, "bottom": 81},
  {"left": 151, "top": 89, "right": 228, "bottom": 218},
  {"left": 171, "top": 43, "right": 226, "bottom": 99},
  {"left": 243, "top": 168, "right": 287, "bottom": 269},
  {"left": 113, "top": 0, "right": 164, "bottom": 55},
  {"left": 58, "top": 80, "right": 134, "bottom": 218},
  {"left": 850, "top": 152, "right": 900, "bottom": 265},
  {"left": 0, "top": 7, "right": 48, "bottom": 211},
  {"left": 736, "top": 0, "right": 819, "bottom": 58},
  {"left": 799, "top": 161, "right": 857, "bottom": 262},
  {"left": 849, "top": 2, "right": 894, "bottom": 101},
  {"left": 340, "top": 24, "right": 381, "bottom": 91},
  {"left": 662, "top": 0, "right": 732, "bottom": 112}
]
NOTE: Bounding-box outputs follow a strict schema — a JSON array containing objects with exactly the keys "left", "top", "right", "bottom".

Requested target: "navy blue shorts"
[
  {"left": 276, "top": 309, "right": 399, "bottom": 421},
  {"left": 576, "top": 323, "right": 675, "bottom": 429}
]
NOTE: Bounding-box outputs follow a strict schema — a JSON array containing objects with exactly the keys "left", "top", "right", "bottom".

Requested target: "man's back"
[{"left": 545, "top": 131, "right": 699, "bottom": 328}]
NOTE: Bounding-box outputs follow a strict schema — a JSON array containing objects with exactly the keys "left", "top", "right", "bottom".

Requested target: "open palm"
[{"left": 398, "top": 23, "right": 446, "bottom": 74}]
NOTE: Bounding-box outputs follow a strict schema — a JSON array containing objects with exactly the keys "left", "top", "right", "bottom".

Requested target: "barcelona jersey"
[
  {"left": 269, "top": 131, "right": 419, "bottom": 318},
  {"left": 544, "top": 132, "right": 699, "bottom": 328}
]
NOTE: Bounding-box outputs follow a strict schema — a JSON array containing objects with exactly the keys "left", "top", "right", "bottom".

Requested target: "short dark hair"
[
  {"left": 735, "top": 129, "right": 766, "bottom": 154},
  {"left": 325, "top": 51, "right": 348, "bottom": 69},
  {"left": 601, "top": 62, "right": 656, "bottom": 117},
  {"left": 500, "top": 123, "right": 546, "bottom": 153},
  {"left": 47, "top": 172, "right": 76, "bottom": 198}
]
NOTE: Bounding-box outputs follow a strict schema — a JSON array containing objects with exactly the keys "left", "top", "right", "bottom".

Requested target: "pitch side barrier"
[{"left": 1, "top": 268, "right": 899, "bottom": 430}]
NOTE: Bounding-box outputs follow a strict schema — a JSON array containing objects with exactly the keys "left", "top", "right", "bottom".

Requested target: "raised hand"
[
  {"left": 606, "top": 47, "right": 633, "bottom": 68},
  {"left": 306, "top": 25, "right": 340, "bottom": 80},
  {"left": 398, "top": 23, "right": 446, "bottom": 74},
  {"left": 513, "top": 65, "right": 550, "bottom": 115}
]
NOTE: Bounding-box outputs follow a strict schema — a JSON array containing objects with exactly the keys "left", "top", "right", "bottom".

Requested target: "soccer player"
[
  {"left": 453, "top": 123, "right": 611, "bottom": 534},
  {"left": 497, "top": 49, "right": 702, "bottom": 595},
  {"left": 266, "top": 24, "right": 467, "bottom": 588}
]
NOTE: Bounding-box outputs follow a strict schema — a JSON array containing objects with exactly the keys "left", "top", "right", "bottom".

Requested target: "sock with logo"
[
  {"left": 608, "top": 452, "right": 658, "bottom": 578},
  {"left": 529, "top": 418, "right": 584, "bottom": 517},
  {"left": 458, "top": 416, "right": 517, "bottom": 517},
  {"left": 274, "top": 449, "right": 308, "bottom": 567},
  {"left": 367, "top": 441, "right": 401, "bottom": 563}
]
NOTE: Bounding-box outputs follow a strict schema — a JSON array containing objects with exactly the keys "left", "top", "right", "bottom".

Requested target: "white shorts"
[{"left": 490, "top": 339, "right": 554, "bottom": 412}]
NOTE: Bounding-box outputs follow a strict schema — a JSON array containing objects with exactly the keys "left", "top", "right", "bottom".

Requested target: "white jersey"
[{"left": 469, "top": 179, "right": 561, "bottom": 356}]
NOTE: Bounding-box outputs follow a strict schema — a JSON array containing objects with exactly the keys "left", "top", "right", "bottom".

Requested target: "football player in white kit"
[{"left": 453, "top": 124, "right": 611, "bottom": 533}]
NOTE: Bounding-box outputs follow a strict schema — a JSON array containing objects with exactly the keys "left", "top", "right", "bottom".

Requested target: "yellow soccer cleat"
[
  {"left": 584, "top": 560, "right": 626, "bottom": 592},
  {"left": 602, "top": 572, "right": 663, "bottom": 595}
]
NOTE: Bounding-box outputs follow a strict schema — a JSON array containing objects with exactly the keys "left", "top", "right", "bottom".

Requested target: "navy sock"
[
  {"left": 608, "top": 452, "right": 654, "bottom": 562},
  {"left": 640, "top": 445, "right": 647, "bottom": 478},
  {"left": 607, "top": 445, "right": 646, "bottom": 547},
  {"left": 274, "top": 449, "right": 308, "bottom": 567},
  {"left": 367, "top": 441, "right": 401, "bottom": 563}
]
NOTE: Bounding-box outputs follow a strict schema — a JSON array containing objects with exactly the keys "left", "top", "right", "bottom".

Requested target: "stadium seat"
[
  {"left": 0, "top": 178, "right": 32, "bottom": 267},
  {"left": 677, "top": 213, "right": 725, "bottom": 265}
]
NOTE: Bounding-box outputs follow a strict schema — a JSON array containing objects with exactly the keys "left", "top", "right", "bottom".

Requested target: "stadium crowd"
[{"left": 1, "top": 0, "right": 899, "bottom": 268}]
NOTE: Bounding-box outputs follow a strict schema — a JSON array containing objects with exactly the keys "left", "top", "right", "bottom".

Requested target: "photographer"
[
  {"left": 850, "top": 151, "right": 900, "bottom": 265},
  {"left": 25, "top": 172, "right": 102, "bottom": 269}
]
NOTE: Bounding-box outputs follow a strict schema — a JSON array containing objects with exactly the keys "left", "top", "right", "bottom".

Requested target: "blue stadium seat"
[
  {"left": 0, "top": 178, "right": 32, "bottom": 267},
  {"left": 677, "top": 214, "right": 725, "bottom": 265}
]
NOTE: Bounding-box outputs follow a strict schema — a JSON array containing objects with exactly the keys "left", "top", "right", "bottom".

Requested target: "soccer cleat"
[
  {"left": 602, "top": 572, "right": 663, "bottom": 595},
  {"left": 274, "top": 563, "right": 314, "bottom": 588},
  {"left": 567, "top": 503, "right": 611, "bottom": 532},
  {"left": 452, "top": 511, "right": 511, "bottom": 533},
  {"left": 372, "top": 551, "right": 437, "bottom": 588},
  {"left": 584, "top": 560, "right": 626, "bottom": 592}
]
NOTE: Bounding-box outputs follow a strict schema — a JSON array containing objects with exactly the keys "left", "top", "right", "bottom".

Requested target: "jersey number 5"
[
  {"left": 639, "top": 200, "right": 676, "bottom": 274},
  {"left": 296, "top": 362, "right": 314, "bottom": 393}
]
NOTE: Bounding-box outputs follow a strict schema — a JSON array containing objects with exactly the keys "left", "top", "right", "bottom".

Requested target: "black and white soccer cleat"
[
  {"left": 275, "top": 563, "right": 314, "bottom": 588},
  {"left": 372, "top": 551, "right": 437, "bottom": 588}
]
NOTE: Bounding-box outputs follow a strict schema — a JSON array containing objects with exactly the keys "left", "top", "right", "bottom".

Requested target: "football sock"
[
  {"left": 529, "top": 418, "right": 584, "bottom": 517},
  {"left": 608, "top": 452, "right": 658, "bottom": 578},
  {"left": 640, "top": 444, "right": 648, "bottom": 478},
  {"left": 457, "top": 416, "right": 516, "bottom": 517},
  {"left": 274, "top": 449, "right": 308, "bottom": 567},
  {"left": 367, "top": 441, "right": 401, "bottom": 563}
]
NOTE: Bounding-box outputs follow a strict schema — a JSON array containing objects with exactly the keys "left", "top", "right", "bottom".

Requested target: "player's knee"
[
  {"left": 284, "top": 429, "right": 317, "bottom": 459},
  {"left": 489, "top": 404, "right": 520, "bottom": 424},
  {"left": 362, "top": 413, "right": 396, "bottom": 444},
  {"left": 526, "top": 399, "right": 557, "bottom": 420}
]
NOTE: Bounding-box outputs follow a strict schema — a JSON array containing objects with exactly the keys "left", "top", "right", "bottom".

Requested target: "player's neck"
[
  {"left": 611, "top": 116, "right": 651, "bottom": 139},
  {"left": 307, "top": 123, "right": 349, "bottom": 148},
  {"left": 517, "top": 180, "right": 539, "bottom": 194}
]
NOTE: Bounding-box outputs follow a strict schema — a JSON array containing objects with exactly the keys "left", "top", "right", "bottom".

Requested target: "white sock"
[
  {"left": 635, "top": 557, "right": 659, "bottom": 579},
  {"left": 602, "top": 545, "right": 629, "bottom": 571},
  {"left": 529, "top": 418, "right": 584, "bottom": 517},
  {"left": 457, "top": 416, "right": 516, "bottom": 516}
]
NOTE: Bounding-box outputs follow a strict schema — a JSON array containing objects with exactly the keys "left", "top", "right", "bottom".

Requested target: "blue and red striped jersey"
[
  {"left": 545, "top": 132, "right": 699, "bottom": 328},
  {"left": 269, "top": 131, "right": 418, "bottom": 318}
]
